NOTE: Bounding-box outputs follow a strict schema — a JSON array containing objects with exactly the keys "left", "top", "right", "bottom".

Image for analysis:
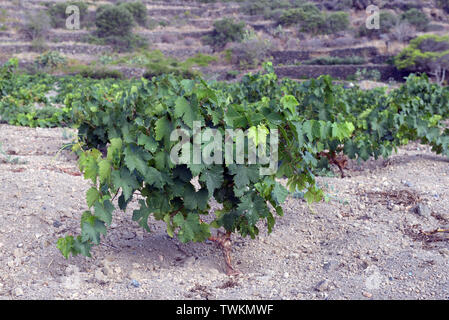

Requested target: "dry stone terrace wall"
[
  {"left": 140, "top": 30, "right": 212, "bottom": 41},
  {"left": 0, "top": 43, "right": 113, "bottom": 55},
  {"left": 271, "top": 51, "right": 312, "bottom": 65},
  {"left": 147, "top": 8, "right": 204, "bottom": 16},
  {"left": 274, "top": 65, "right": 409, "bottom": 82},
  {"left": 158, "top": 47, "right": 214, "bottom": 59},
  {"left": 47, "top": 31, "right": 91, "bottom": 43},
  {"left": 271, "top": 47, "right": 382, "bottom": 65}
]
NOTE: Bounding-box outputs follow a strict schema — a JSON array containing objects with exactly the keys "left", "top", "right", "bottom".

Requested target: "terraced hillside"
[{"left": 0, "top": 0, "right": 448, "bottom": 81}]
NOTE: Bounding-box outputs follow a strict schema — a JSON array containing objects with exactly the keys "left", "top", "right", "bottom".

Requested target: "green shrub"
[
  {"left": 241, "top": 0, "right": 269, "bottom": 15},
  {"left": 47, "top": 1, "right": 88, "bottom": 28},
  {"left": 278, "top": 8, "right": 303, "bottom": 26},
  {"left": 184, "top": 53, "right": 218, "bottom": 67},
  {"left": 94, "top": 4, "right": 147, "bottom": 51},
  {"left": 230, "top": 38, "right": 273, "bottom": 69},
  {"left": 34, "top": 51, "right": 67, "bottom": 69},
  {"left": 394, "top": 34, "right": 449, "bottom": 84},
  {"left": 277, "top": 3, "right": 339, "bottom": 35},
  {"left": 95, "top": 4, "right": 110, "bottom": 17},
  {"left": 98, "top": 54, "right": 116, "bottom": 65},
  {"left": 71, "top": 65, "right": 124, "bottom": 79},
  {"left": 103, "top": 34, "right": 148, "bottom": 52},
  {"left": 355, "top": 68, "right": 381, "bottom": 81},
  {"left": 380, "top": 11, "right": 398, "bottom": 33},
  {"left": 118, "top": 1, "right": 148, "bottom": 27},
  {"left": 242, "top": 0, "right": 292, "bottom": 15},
  {"left": 299, "top": 11, "right": 326, "bottom": 34},
  {"left": 111, "top": 50, "right": 210, "bottom": 79},
  {"left": 323, "top": 0, "right": 353, "bottom": 10},
  {"left": 301, "top": 2, "right": 321, "bottom": 14},
  {"left": 95, "top": 5, "right": 134, "bottom": 37},
  {"left": 226, "top": 70, "right": 240, "bottom": 80},
  {"left": 326, "top": 11, "right": 350, "bottom": 33},
  {"left": 86, "top": 33, "right": 147, "bottom": 53},
  {"left": 31, "top": 38, "right": 49, "bottom": 53},
  {"left": 203, "top": 18, "right": 246, "bottom": 49},
  {"left": 401, "top": 9, "right": 429, "bottom": 31},
  {"left": 264, "top": 8, "right": 287, "bottom": 21}
]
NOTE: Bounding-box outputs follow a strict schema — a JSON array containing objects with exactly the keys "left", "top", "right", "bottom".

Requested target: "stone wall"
[
  {"left": 48, "top": 31, "right": 90, "bottom": 43},
  {"left": 271, "top": 46, "right": 382, "bottom": 65},
  {"left": 140, "top": 30, "right": 212, "bottom": 42},
  {"left": 147, "top": 8, "right": 204, "bottom": 17},
  {"left": 274, "top": 65, "right": 409, "bottom": 82},
  {"left": 0, "top": 44, "right": 112, "bottom": 55},
  {"left": 271, "top": 51, "right": 311, "bottom": 65}
]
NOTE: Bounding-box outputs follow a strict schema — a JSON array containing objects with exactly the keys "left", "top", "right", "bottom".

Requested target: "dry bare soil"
[{"left": 1, "top": 123, "right": 449, "bottom": 300}]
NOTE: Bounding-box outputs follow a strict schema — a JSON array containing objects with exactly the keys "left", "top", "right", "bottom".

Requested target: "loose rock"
[{"left": 315, "top": 280, "right": 331, "bottom": 292}]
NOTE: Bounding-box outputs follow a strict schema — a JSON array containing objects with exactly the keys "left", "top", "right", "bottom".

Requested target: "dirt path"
[{"left": 0, "top": 123, "right": 448, "bottom": 300}]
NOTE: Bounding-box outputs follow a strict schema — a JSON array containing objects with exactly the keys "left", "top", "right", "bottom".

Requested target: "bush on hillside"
[
  {"left": 277, "top": 4, "right": 348, "bottom": 35},
  {"left": 202, "top": 18, "right": 246, "bottom": 49},
  {"left": 95, "top": 5, "right": 134, "bottom": 37},
  {"left": 118, "top": 1, "right": 148, "bottom": 27},
  {"left": 323, "top": 0, "right": 353, "bottom": 10},
  {"left": 278, "top": 8, "right": 303, "bottom": 26},
  {"left": 46, "top": 1, "right": 88, "bottom": 29},
  {"left": 78, "top": 67, "right": 124, "bottom": 79},
  {"left": 94, "top": 4, "right": 147, "bottom": 51},
  {"left": 299, "top": 11, "right": 327, "bottom": 34},
  {"left": 326, "top": 11, "right": 350, "bottom": 33},
  {"left": 21, "top": 11, "right": 51, "bottom": 41},
  {"left": 242, "top": 0, "right": 294, "bottom": 15},
  {"left": 34, "top": 51, "right": 67, "bottom": 69},
  {"left": 395, "top": 34, "right": 449, "bottom": 85},
  {"left": 230, "top": 38, "right": 273, "bottom": 68},
  {"left": 401, "top": 8, "right": 430, "bottom": 31}
]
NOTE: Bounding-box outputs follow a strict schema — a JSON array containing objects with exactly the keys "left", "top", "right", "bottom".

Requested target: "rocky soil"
[{"left": 0, "top": 123, "right": 449, "bottom": 300}]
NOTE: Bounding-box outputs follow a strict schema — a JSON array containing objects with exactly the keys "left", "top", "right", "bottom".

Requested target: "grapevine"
[{"left": 1, "top": 59, "right": 449, "bottom": 274}]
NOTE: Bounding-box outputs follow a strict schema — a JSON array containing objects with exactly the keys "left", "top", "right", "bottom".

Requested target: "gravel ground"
[{"left": 0, "top": 123, "right": 449, "bottom": 300}]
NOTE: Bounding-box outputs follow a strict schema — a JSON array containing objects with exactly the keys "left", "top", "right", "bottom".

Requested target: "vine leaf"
[
  {"left": 80, "top": 212, "right": 107, "bottom": 245},
  {"left": 183, "top": 185, "right": 209, "bottom": 211},
  {"left": 237, "top": 194, "right": 269, "bottom": 226},
  {"left": 174, "top": 96, "right": 198, "bottom": 128},
  {"left": 280, "top": 95, "right": 299, "bottom": 114},
  {"left": 173, "top": 213, "right": 210, "bottom": 243},
  {"left": 86, "top": 187, "right": 100, "bottom": 208},
  {"left": 98, "top": 159, "right": 111, "bottom": 183},
  {"left": 57, "top": 236, "right": 74, "bottom": 259},
  {"left": 272, "top": 182, "right": 288, "bottom": 205},
  {"left": 154, "top": 116, "right": 171, "bottom": 141},
  {"left": 83, "top": 156, "right": 98, "bottom": 184},
  {"left": 229, "top": 164, "right": 260, "bottom": 189},
  {"left": 144, "top": 167, "right": 164, "bottom": 188},
  {"left": 137, "top": 133, "right": 158, "bottom": 153},
  {"left": 123, "top": 144, "right": 152, "bottom": 175},
  {"left": 94, "top": 199, "right": 114, "bottom": 226},
  {"left": 132, "top": 200, "right": 151, "bottom": 232},
  {"left": 199, "top": 166, "right": 224, "bottom": 197},
  {"left": 111, "top": 168, "right": 140, "bottom": 201}
]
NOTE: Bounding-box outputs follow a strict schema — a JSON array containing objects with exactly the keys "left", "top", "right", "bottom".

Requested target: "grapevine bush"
[
  {"left": 57, "top": 64, "right": 355, "bottom": 273},
  {"left": 1, "top": 59, "right": 449, "bottom": 273}
]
